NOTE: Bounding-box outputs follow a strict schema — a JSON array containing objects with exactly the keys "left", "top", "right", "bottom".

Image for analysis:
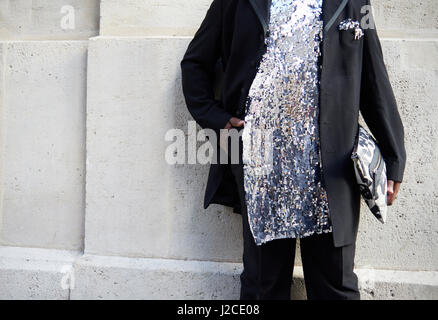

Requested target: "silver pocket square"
[{"left": 339, "top": 18, "right": 364, "bottom": 40}]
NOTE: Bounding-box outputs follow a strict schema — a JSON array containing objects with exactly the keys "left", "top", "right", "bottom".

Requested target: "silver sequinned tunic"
[{"left": 241, "top": 0, "right": 332, "bottom": 246}]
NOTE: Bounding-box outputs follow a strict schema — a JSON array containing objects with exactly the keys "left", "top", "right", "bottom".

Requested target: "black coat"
[{"left": 180, "top": 0, "right": 406, "bottom": 247}]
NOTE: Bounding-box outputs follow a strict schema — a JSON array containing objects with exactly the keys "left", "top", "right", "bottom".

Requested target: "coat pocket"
[
  {"left": 339, "top": 29, "right": 363, "bottom": 47},
  {"left": 338, "top": 18, "right": 364, "bottom": 48}
]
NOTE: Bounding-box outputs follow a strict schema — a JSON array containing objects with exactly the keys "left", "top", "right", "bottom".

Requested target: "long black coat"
[{"left": 180, "top": 0, "right": 406, "bottom": 247}]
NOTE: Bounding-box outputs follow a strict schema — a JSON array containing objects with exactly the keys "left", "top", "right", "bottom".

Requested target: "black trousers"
[{"left": 229, "top": 150, "right": 361, "bottom": 300}]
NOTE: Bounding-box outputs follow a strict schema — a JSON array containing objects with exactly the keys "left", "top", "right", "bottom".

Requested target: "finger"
[
  {"left": 387, "top": 191, "right": 396, "bottom": 205},
  {"left": 391, "top": 182, "right": 401, "bottom": 205},
  {"left": 393, "top": 182, "right": 401, "bottom": 195},
  {"left": 387, "top": 181, "right": 401, "bottom": 206},
  {"left": 387, "top": 194, "right": 394, "bottom": 206},
  {"left": 230, "top": 118, "right": 244, "bottom": 127}
]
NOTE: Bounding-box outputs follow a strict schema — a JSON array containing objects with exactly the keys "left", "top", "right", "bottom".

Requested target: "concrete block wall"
[
  {"left": 0, "top": 0, "right": 437, "bottom": 299},
  {"left": 0, "top": 41, "right": 87, "bottom": 251},
  {"left": 0, "top": 0, "right": 99, "bottom": 40},
  {"left": 85, "top": 37, "right": 243, "bottom": 262},
  {"left": 0, "top": 0, "right": 98, "bottom": 299}
]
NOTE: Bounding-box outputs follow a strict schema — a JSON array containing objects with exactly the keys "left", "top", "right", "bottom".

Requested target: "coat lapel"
[
  {"left": 323, "top": 0, "right": 349, "bottom": 34},
  {"left": 248, "top": 0, "right": 347, "bottom": 36},
  {"left": 248, "top": 0, "right": 271, "bottom": 36}
]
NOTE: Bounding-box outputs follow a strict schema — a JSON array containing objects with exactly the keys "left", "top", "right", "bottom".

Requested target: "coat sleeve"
[
  {"left": 180, "top": 0, "right": 233, "bottom": 131},
  {"left": 359, "top": 0, "right": 406, "bottom": 182}
]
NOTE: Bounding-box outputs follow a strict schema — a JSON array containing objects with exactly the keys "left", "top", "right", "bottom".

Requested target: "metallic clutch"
[{"left": 351, "top": 125, "right": 388, "bottom": 223}]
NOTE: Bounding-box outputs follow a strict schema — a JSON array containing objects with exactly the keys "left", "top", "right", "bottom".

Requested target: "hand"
[
  {"left": 387, "top": 180, "right": 401, "bottom": 206},
  {"left": 224, "top": 117, "right": 244, "bottom": 129}
]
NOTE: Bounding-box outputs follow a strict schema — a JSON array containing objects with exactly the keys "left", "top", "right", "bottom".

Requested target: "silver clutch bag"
[{"left": 351, "top": 125, "right": 388, "bottom": 223}]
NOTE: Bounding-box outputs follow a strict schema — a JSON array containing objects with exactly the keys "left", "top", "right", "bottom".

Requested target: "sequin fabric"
[{"left": 241, "top": 0, "right": 332, "bottom": 246}]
